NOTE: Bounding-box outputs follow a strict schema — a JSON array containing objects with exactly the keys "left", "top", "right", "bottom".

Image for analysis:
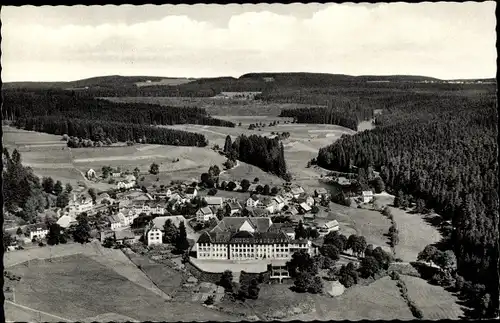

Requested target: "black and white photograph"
[{"left": 1, "top": 2, "right": 498, "bottom": 322}]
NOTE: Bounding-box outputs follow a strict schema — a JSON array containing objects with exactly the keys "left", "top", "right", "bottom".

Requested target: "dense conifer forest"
[
  {"left": 316, "top": 92, "right": 499, "bottom": 317},
  {"left": 224, "top": 134, "right": 288, "bottom": 179},
  {"left": 13, "top": 116, "right": 208, "bottom": 147},
  {"left": 279, "top": 98, "right": 373, "bottom": 130},
  {"left": 2, "top": 89, "right": 234, "bottom": 127}
]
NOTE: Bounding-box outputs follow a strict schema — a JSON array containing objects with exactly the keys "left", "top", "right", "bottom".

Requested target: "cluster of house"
[{"left": 86, "top": 168, "right": 137, "bottom": 190}]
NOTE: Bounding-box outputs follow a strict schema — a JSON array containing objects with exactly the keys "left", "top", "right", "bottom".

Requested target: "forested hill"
[
  {"left": 2, "top": 89, "right": 234, "bottom": 128},
  {"left": 316, "top": 92, "right": 499, "bottom": 318}
]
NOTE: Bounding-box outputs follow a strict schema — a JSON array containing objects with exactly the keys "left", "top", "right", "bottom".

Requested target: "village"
[{"left": 5, "top": 163, "right": 377, "bottom": 282}]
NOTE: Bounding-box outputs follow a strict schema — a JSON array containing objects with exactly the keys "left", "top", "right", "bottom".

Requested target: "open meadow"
[
  {"left": 283, "top": 277, "right": 414, "bottom": 321},
  {"left": 400, "top": 275, "right": 464, "bottom": 319},
  {"left": 5, "top": 248, "right": 239, "bottom": 322}
]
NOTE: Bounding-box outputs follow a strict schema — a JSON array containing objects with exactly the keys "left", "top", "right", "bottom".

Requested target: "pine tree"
[{"left": 175, "top": 221, "right": 190, "bottom": 252}]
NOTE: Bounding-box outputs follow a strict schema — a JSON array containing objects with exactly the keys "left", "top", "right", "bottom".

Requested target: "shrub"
[{"left": 204, "top": 295, "right": 215, "bottom": 305}]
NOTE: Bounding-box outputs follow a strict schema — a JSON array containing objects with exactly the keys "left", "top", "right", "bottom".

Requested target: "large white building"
[{"left": 196, "top": 217, "right": 318, "bottom": 261}]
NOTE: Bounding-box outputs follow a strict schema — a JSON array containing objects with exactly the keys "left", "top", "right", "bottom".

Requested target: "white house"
[
  {"left": 112, "top": 172, "right": 122, "bottom": 178},
  {"left": 116, "top": 180, "right": 135, "bottom": 190},
  {"left": 144, "top": 215, "right": 187, "bottom": 246},
  {"left": 68, "top": 194, "right": 94, "bottom": 216},
  {"left": 124, "top": 174, "right": 136, "bottom": 182},
  {"left": 261, "top": 198, "right": 278, "bottom": 214},
  {"left": 185, "top": 187, "right": 198, "bottom": 199},
  {"left": 246, "top": 196, "right": 260, "bottom": 208},
  {"left": 362, "top": 191, "right": 374, "bottom": 203},
  {"left": 28, "top": 224, "right": 49, "bottom": 240},
  {"left": 196, "top": 207, "right": 216, "bottom": 222},
  {"left": 108, "top": 214, "right": 122, "bottom": 231},
  {"left": 204, "top": 196, "right": 224, "bottom": 208},
  {"left": 86, "top": 169, "right": 96, "bottom": 179}
]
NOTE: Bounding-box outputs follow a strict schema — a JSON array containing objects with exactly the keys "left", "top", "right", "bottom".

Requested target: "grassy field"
[
  {"left": 103, "top": 96, "right": 320, "bottom": 116},
  {"left": 388, "top": 207, "right": 442, "bottom": 262},
  {"left": 400, "top": 275, "right": 464, "bottom": 320},
  {"left": 218, "top": 284, "right": 316, "bottom": 320},
  {"left": 283, "top": 277, "right": 414, "bottom": 321},
  {"left": 315, "top": 202, "right": 393, "bottom": 251},
  {"left": 135, "top": 78, "right": 195, "bottom": 87},
  {"left": 7, "top": 253, "right": 239, "bottom": 322}
]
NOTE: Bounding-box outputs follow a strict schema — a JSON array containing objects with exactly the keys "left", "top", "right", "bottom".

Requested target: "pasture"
[
  {"left": 6, "top": 252, "right": 239, "bottom": 322},
  {"left": 134, "top": 78, "right": 195, "bottom": 87},
  {"left": 400, "top": 275, "right": 464, "bottom": 319},
  {"left": 284, "top": 277, "right": 414, "bottom": 321},
  {"left": 315, "top": 202, "right": 393, "bottom": 251},
  {"left": 390, "top": 207, "right": 443, "bottom": 262},
  {"left": 218, "top": 284, "right": 316, "bottom": 320}
]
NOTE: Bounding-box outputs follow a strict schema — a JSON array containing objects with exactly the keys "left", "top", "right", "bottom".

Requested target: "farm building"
[
  {"left": 314, "top": 188, "right": 328, "bottom": 197},
  {"left": 114, "top": 229, "right": 136, "bottom": 245},
  {"left": 290, "top": 186, "right": 305, "bottom": 198},
  {"left": 107, "top": 214, "right": 122, "bottom": 231},
  {"left": 362, "top": 191, "right": 374, "bottom": 203},
  {"left": 116, "top": 180, "right": 135, "bottom": 190},
  {"left": 56, "top": 215, "right": 77, "bottom": 229},
  {"left": 227, "top": 201, "right": 243, "bottom": 215},
  {"left": 204, "top": 196, "right": 224, "bottom": 208},
  {"left": 320, "top": 220, "right": 340, "bottom": 233},
  {"left": 299, "top": 202, "right": 312, "bottom": 213}
]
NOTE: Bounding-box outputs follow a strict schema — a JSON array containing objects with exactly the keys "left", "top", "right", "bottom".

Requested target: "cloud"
[{"left": 1, "top": 2, "right": 496, "bottom": 81}]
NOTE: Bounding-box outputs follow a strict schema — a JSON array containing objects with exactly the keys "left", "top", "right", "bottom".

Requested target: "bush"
[
  {"left": 204, "top": 295, "right": 215, "bottom": 305},
  {"left": 38, "top": 242, "right": 45, "bottom": 247}
]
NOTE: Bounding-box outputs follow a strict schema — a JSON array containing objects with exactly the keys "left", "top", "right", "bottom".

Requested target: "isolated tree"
[
  {"left": 372, "top": 177, "right": 385, "bottom": 193},
  {"left": 64, "top": 183, "right": 73, "bottom": 194},
  {"left": 253, "top": 177, "right": 259, "bottom": 183},
  {"left": 163, "top": 219, "right": 179, "bottom": 243},
  {"left": 372, "top": 246, "right": 393, "bottom": 269},
  {"left": 133, "top": 167, "right": 140, "bottom": 178},
  {"left": 263, "top": 184, "right": 271, "bottom": 195},
  {"left": 309, "top": 228, "right": 320, "bottom": 239},
  {"left": 219, "top": 270, "right": 233, "bottom": 292},
  {"left": 149, "top": 162, "right": 160, "bottom": 175},
  {"left": 417, "top": 245, "right": 439, "bottom": 264},
  {"left": 311, "top": 205, "right": 320, "bottom": 214},
  {"left": 175, "top": 221, "right": 189, "bottom": 252},
  {"left": 224, "top": 135, "right": 232, "bottom": 154},
  {"left": 255, "top": 185, "right": 264, "bottom": 194},
  {"left": 54, "top": 180, "right": 63, "bottom": 196},
  {"left": 46, "top": 223, "right": 63, "bottom": 245},
  {"left": 73, "top": 213, "right": 92, "bottom": 244},
  {"left": 88, "top": 188, "right": 97, "bottom": 204},
  {"left": 435, "top": 250, "right": 457, "bottom": 272},
  {"left": 240, "top": 179, "right": 251, "bottom": 192},
  {"left": 270, "top": 186, "right": 279, "bottom": 195},
  {"left": 207, "top": 188, "right": 218, "bottom": 196},
  {"left": 227, "top": 181, "right": 237, "bottom": 191},
  {"left": 295, "top": 221, "right": 308, "bottom": 240},
  {"left": 16, "top": 227, "right": 23, "bottom": 236}
]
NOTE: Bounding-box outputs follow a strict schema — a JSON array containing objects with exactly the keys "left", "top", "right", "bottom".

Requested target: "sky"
[{"left": 1, "top": 2, "right": 497, "bottom": 82}]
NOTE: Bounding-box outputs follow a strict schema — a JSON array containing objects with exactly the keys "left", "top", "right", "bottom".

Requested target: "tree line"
[
  {"left": 2, "top": 89, "right": 234, "bottom": 127},
  {"left": 14, "top": 116, "right": 208, "bottom": 147},
  {"left": 279, "top": 98, "right": 373, "bottom": 131},
  {"left": 316, "top": 93, "right": 498, "bottom": 318}
]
